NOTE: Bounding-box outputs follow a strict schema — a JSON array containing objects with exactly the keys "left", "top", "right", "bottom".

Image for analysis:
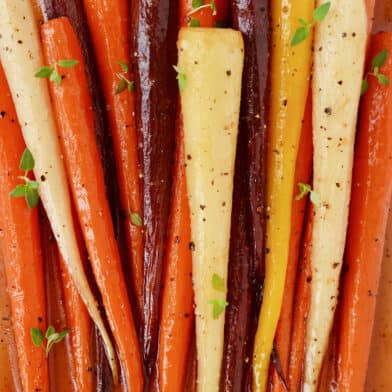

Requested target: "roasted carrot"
[
  {"left": 41, "top": 17, "right": 143, "bottom": 391},
  {"left": 40, "top": 213, "right": 74, "bottom": 392},
  {"left": 131, "top": 0, "right": 178, "bottom": 374},
  {"left": 303, "top": 1, "right": 367, "bottom": 389},
  {"left": 0, "top": 248, "right": 16, "bottom": 392},
  {"left": 365, "top": 200, "right": 392, "bottom": 391},
  {"left": 0, "top": 64, "right": 49, "bottom": 392},
  {"left": 221, "top": 0, "right": 268, "bottom": 389},
  {"left": 155, "top": 113, "right": 194, "bottom": 391},
  {"left": 252, "top": 0, "right": 313, "bottom": 389},
  {"left": 83, "top": 0, "right": 143, "bottom": 316},
  {"left": 287, "top": 210, "right": 313, "bottom": 392},
  {"left": 59, "top": 220, "right": 94, "bottom": 392},
  {"left": 270, "top": 93, "right": 313, "bottom": 391},
  {"left": 42, "top": 0, "right": 120, "bottom": 228},
  {"left": 0, "top": 0, "right": 117, "bottom": 379},
  {"left": 336, "top": 32, "right": 392, "bottom": 392}
]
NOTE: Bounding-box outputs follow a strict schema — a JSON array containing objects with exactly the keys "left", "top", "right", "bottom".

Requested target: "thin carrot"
[
  {"left": 0, "top": 63, "right": 49, "bottom": 392},
  {"left": 155, "top": 113, "right": 194, "bottom": 392},
  {"left": 41, "top": 17, "right": 143, "bottom": 391},
  {"left": 0, "top": 248, "right": 16, "bottom": 392},
  {"left": 83, "top": 0, "right": 144, "bottom": 316},
  {"left": 40, "top": 213, "right": 74, "bottom": 392},
  {"left": 365, "top": 199, "right": 392, "bottom": 391},
  {"left": 58, "top": 220, "right": 94, "bottom": 392},
  {"left": 336, "top": 32, "right": 392, "bottom": 392},
  {"left": 270, "top": 93, "right": 313, "bottom": 391},
  {"left": 287, "top": 209, "right": 313, "bottom": 392}
]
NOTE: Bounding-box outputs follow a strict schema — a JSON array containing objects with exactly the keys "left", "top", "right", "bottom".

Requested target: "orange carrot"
[
  {"left": 0, "top": 64, "right": 49, "bottom": 392},
  {"left": 287, "top": 210, "right": 313, "bottom": 392},
  {"left": 270, "top": 93, "right": 313, "bottom": 391},
  {"left": 179, "top": 0, "right": 229, "bottom": 26},
  {"left": 0, "top": 248, "right": 16, "bottom": 391},
  {"left": 156, "top": 114, "right": 194, "bottom": 391},
  {"left": 336, "top": 32, "right": 392, "bottom": 392},
  {"left": 58, "top": 219, "right": 94, "bottom": 392},
  {"left": 40, "top": 214, "right": 74, "bottom": 392},
  {"left": 83, "top": 0, "right": 143, "bottom": 315},
  {"left": 41, "top": 17, "right": 143, "bottom": 391}
]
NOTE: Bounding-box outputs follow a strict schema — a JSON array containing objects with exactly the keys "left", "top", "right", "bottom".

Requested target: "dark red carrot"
[
  {"left": 270, "top": 93, "right": 313, "bottom": 391},
  {"left": 130, "top": 0, "right": 178, "bottom": 374},
  {"left": 220, "top": 0, "right": 269, "bottom": 389},
  {"left": 41, "top": 17, "right": 143, "bottom": 390},
  {"left": 83, "top": 0, "right": 144, "bottom": 318},
  {"left": 0, "top": 64, "right": 49, "bottom": 392},
  {"left": 336, "top": 32, "right": 392, "bottom": 392}
]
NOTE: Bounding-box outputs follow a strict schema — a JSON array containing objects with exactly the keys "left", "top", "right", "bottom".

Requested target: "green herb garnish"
[
  {"left": 173, "top": 65, "right": 187, "bottom": 92},
  {"left": 31, "top": 326, "right": 70, "bottom": 356},
  {"left": 35, "top": 59, "right": 79, "bottom": 85},
  {"left": 130, "top": 212, "right": 143, "bottom": 227},
  {"left": 295, "top": 182, "right": 320, "bottom": 207},
  {"left": 208, "top": 299, "right": 228, "bottom": 319},
  {"left": 188, "top": 0, "right": 218, "bottom": 17},
  {"left": 291, "top": 2, "right": 331, "bottom": 46},
  {"left": 115, "top": 61, "right": 135, "bottom": 94},
  {"left": 10, "top": 148, "right": 39, "bottom": 209},
  {"left": 361, "top": 50, "right": 390, "bottom": 95},
  {"left": 189, "top": 18, "right": 201, "bottom": 27}
]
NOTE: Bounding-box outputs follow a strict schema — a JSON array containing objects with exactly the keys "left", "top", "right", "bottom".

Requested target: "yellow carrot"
[{"left": 252, "top": 1, "right": 313, "bottom": 390}]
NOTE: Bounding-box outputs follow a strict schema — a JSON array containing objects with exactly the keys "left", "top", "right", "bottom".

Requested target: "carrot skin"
[
  {"left": 131, "top": 0, "right": 178, "bottom": 374},
  {"left": 336, "top": 32, "right": 392, "bottom": 392},
  {"left": 83, "top": 0, "right": 144, "bottom": 318},
  {"left": 287, "top": 210, "right": 313, "bottom": 392},
  {"left": 270, "top": 94, "right": 313, "bottom": 391},
  {"left": 41, "top": 17, "right": 143, "bottom": 391},
  {"left": 219, "top": 0, "right": 268, "bottom": 389},
  {"left": 0, "top": 64, "right": 49, "bottom": 392},
  {"left": 40, "top": 213, "right": 74, "bottom": 392},
  {"left": 155, "top": 113, "right": 194, "bottom": 391},
  {"left": 42, "top": 0, "right": 120, "bottom": 232}
]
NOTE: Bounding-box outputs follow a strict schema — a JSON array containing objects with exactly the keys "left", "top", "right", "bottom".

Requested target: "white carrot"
[
  {"left": 177, "top": 27, "right": 244, "bottom": 392},
  {"left": 303, "top": 1, "right": 367, "bottom": 390},
  {"left": 0, "top": 0, "right": 118, "bottom": 383}
]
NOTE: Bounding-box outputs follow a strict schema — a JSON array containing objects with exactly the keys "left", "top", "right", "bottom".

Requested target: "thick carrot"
[
  {"left": 59, "top": 219, "right": 94, "bottom": 392},
  {"left": 0, "top": 63, "right": 49, "bottom": 392},
  {"left": 365, "top": 199, "right": 392, "bottom": 391},
  {"left": 336, "top": 32, "right": 392, "bottom": 392},
  {"left": 0, "top": 248, "right": 16, "bottom": 391},
  {"left": 131, "top": 0, "right": 178, "bottom": 374},
  {"left": 270, "top": 94, "right": 313, "bottom": 391},
  {"left": 83, "top": 0, "right": 143, "bottom": 315},
  {"left": 40, "top": 213, "right": 74, "bottom": 392},
  {"left": 41, "top": 17, "right": 143, "bottom": 391},
  {"left": 287, "top": 210, "right": 313, "bottom": 392}
]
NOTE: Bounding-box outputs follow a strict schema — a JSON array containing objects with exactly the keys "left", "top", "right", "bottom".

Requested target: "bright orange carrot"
[
  {"left": 58, "top": 220, "right": 94, "bottom": 392},
  {"left": 270, "top": 93, "right": 313, "bottom": 391},
  {"left": 83, "top": 0, "right": 143, "bottom": 315},
  {"left": 179, "top": 0, "right": 228, "bottom": 26},
  {"left": 287, "top": 210, "right": 313, "bottom": 392},
  {"left": 41, "top": 17, "right": 143, "bottom": 391},
  {"left": 0, "top": 64, "right": 49, "bottom": 392},
  {"left": 156, "top": 114, "right": 194, "bottom": 391},
  {"left": 40, "top": 214, "right": 74, "bottom": 392},
  {"left": 336, "top": 32, "right": 392, "bottom": 392}
]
